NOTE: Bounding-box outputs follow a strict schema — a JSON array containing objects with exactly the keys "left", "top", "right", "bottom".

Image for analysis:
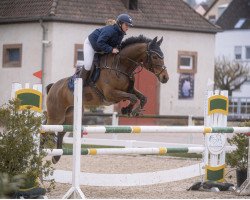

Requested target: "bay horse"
[{"left": 45, "top": 35, "right": 169, "bottom": 163}]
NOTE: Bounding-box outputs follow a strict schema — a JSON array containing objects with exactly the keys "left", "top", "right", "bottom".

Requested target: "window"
[
  {"left": 208, "top": 15, "right": 216, "bottom": 23},
  {"left": 3, "top": 44, "right": 22, "bottom": 68},
  {"left": 234, "top": 18, "right": 246, "bottom": 29},
  {"left": 218, "top": 4, "right": 228, "bottom": 17},
  {"left": 129, "top": 0, "right": 138, "bottom": 10},
  {"left": 234, "top": 46, "right": 242, "bottom": 60},
  {"left": 180, "top": 56, "right": 193, "bottom": 70},
  {"left": 245, "top": 46, "right": 250, "bottom": 60},
  {"left": 74, "top": 44, "right": 83, "bottom": 67},
  {"left": 122, "top": 0, "right": 138, "bottom": 10},
  {"left": 177, "top": 51, "right": 197, "bottom": 73}
]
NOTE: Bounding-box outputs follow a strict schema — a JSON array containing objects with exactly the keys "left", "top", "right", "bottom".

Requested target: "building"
[
  {"left": 0, "top": 0, "right": 220, "bottom": 121},
  {"left": 204, "top": 0, "right": 232, "bottom": 23},
  {"left": 194, "top": 2, "right": 209, "bottom": 16},
  {"left": 214, "top": 0, "right": 250, "bottom": 118}
]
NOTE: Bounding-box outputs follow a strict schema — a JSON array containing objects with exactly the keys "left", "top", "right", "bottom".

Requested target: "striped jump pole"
[
  {"left": 44, "top": 147, "right": 205, "bottom": 156},
  {"left": 41, "top": 125, "right": 250, "bottom": 134},
  {"left": 13, "top": 80, "right": 250, "bottom": 190}
]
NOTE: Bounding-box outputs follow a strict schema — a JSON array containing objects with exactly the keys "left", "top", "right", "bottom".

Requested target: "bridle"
[
  {"left": 102, "top": 42, "right": 166, "bottom": 79},
  {"left": 144, "top": 44, "right": 167, "bottom": 78}
]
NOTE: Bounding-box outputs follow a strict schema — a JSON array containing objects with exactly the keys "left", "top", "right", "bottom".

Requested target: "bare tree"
[{"left": 214, "top": 57, "right": 249, "bottom": 96}]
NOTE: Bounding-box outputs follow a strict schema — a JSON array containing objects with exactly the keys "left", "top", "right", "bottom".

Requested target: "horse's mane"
[{"left": 120, "top": 35, "right": 152, "bottom": 49}]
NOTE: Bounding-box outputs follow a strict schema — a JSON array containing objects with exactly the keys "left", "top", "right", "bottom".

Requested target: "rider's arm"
[{"left": 96, "top": 28, "right": 113, "bottom": 53}]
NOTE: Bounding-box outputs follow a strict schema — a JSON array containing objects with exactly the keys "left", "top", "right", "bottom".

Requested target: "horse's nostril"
[{"left": 163, "top": 75, "right": 169, "bottom": 82}]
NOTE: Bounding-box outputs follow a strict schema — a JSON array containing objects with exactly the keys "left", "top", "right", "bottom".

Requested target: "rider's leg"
[{"left": 78, "top": 37, "right": 95, "bottom": 83}]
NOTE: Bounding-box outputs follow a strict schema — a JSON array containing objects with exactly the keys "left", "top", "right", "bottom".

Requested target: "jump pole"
[
  {"left": 62, "top": 78, "right": 85, "bottom": 199},
  {"left": 43, "top": 146, "right": 205, "bottom": 156},
  {"left": 41, "top": 125, "right": 250, "bottom": 134}
]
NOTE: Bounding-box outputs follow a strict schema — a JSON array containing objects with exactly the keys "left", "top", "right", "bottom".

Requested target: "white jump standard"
[{"left": 13, "top": 79, "right": 250, "bottom": 196}]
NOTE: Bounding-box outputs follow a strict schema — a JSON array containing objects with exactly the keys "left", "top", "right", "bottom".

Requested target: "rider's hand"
[{"left": 112, "top": 48, "right": 119, "bottom": 54}]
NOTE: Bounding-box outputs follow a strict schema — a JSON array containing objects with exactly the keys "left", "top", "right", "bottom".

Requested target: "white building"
[
  {"left": 215, "top": 0, "right": 250, "bottom": 98},
  {"left": 0, "top": 0, "right": 220, "bottom": 119}
]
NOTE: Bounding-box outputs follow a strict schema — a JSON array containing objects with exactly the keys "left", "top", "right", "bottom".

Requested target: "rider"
[{"left": 78, "top": 14, "right": 133, "bottom": 83}]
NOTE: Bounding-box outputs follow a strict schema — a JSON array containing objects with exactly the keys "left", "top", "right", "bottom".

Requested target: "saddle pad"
[{"left": 68, "top": 74, "right": 77, "bottom": 91}]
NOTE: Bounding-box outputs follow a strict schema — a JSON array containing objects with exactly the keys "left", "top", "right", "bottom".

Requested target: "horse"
[{"left": 45, "top": 35, "right": 169, "bottom": 163}]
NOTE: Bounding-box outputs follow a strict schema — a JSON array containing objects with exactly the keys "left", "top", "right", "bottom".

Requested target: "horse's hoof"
[
  {"left": 121, "top": 107, "right": 132, "bottom": 115},
  {"left": 52, "top": 156, "right": 61, "bottom": 164},
  {"left": 132, "top": 113, "right": 139, "bottom": 117},
  {"left": 131, "top": 110, "right": 139, "bottom": 117},
  {"left": 131, "top": 108, "right": 143, "bottom": 117}
]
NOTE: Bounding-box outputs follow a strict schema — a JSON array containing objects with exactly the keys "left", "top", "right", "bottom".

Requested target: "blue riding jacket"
[{"left": 88, "top": 24, "right": 125, "bottom": 53}]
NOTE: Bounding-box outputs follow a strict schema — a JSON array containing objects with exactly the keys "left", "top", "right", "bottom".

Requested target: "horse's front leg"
[
  {"left": 132, "top": 88, "right": 147, "bottom": 110},
  {"left": 104, "top": 89, "right": 138, "bottom": 115},
  {"left": 124, "top": 88, "right": 147, "bottom": 116},
  {"left": 118, "top": 88, "right": 147, "bottom": 116}
]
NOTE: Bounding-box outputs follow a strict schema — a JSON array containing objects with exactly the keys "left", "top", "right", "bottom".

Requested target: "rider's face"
[{"left": 121, "top": 23, "right": 129, "bottom": 33}]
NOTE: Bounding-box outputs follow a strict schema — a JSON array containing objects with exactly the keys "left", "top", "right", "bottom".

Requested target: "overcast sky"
[{"left": 196, "top": 0, "right": 205, "bottom": 4}]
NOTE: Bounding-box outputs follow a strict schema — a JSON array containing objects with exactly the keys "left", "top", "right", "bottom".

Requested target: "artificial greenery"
[
  {"left": 0, "top": 99, "right": 55, "bottom": 197},
  {"left": 226, "top": 121, "right": 250, "bottom": 170}
]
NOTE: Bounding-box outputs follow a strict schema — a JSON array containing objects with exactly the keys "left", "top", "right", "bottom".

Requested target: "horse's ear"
[
  {"left": 152, "top": 37, "right": 158, "bottom": 44},
  {"left": 149, "top": 37, "right": 158, "bottom": 47},
  {"left": 157, "top": 37, "right": 163, "bottom": 46}
]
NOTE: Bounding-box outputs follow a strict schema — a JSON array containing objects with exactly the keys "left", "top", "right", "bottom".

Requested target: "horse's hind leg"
[
  {"left": 45, "top": 117, "right": 65, "bottom": 164},
  {"left": 52, "top": 106, "right": 74, "bottom": 164},
  {"left": 52, "top": 131, "right": 66, "bottom": 164}
]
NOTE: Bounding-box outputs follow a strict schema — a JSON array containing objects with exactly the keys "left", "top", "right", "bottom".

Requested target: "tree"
[{"left": 214, "top": 57, "right": 249, "bottom": 96}]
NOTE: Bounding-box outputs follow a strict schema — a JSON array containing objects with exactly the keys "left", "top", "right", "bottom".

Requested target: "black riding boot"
[{"left": 79, "top": 67, "right": 90, "bottom": 85}]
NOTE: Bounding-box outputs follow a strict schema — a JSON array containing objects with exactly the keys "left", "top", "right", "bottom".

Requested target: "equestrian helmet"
[{"left": 117, "top": 14, "right": 133, "bottom": 26}]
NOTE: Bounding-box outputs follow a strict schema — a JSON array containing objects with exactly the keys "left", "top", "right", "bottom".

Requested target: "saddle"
[
  {"left": 68, "top": 53, "right": 134, "bottom": 97},
  {"left": 68, "top": 53, "right": 102, "bottom": 91}
]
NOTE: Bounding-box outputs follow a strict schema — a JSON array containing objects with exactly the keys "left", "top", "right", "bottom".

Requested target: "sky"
[{"left": 196, "top": 0, "right": 205, "bottom": 3}]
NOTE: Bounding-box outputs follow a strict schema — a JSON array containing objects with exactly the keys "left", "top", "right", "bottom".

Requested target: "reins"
[
  {"left": 101, "top": 53, "right": 143, "bottom": 79},
  {"left": 100, "top": 42, "right": 166, "bottom": 80}
]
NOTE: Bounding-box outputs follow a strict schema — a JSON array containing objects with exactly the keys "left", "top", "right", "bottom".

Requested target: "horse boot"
[{"left": 52, "top": 132, "right": 65, "bottom": 164}]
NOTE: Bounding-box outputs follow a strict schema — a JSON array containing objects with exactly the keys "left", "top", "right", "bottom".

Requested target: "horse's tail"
[{"left": 46, "top": 83, "right": 54, "bottom": 94}]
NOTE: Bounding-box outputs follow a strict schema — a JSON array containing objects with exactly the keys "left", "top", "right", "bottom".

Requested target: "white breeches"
[{"left": 83, "top": 37, "right": 95, "bottom": 71}]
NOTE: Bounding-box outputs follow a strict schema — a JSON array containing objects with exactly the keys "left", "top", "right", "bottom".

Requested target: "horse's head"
[{"left": 144, "top": 37, "right": 169, "bottom": 83}]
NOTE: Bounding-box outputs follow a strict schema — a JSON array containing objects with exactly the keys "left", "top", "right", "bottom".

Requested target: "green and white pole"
[{"left": 43, "top": 147, "right": 205, "bottom": 156}]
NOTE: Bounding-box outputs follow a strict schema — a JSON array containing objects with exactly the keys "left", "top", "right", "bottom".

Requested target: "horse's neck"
[
  {"left": 122, "top": 43, "right": 146, "bottom": 60},
  {"left": 119, "top": 43, "right": 147, "bottom": 73}
]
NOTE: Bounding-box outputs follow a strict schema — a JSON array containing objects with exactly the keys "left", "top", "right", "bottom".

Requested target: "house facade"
[
  {"left": 204, "top": 0, "right": 232, "bottom": 23},
  {"left": 0, "top": 0, "right": 219, "bottom": 118},
  {"left": 215, "top": 0, "right": 250, "bottom": 98},
  {"left": 213, "top": 0, "right": 250, "bottom": 118}
]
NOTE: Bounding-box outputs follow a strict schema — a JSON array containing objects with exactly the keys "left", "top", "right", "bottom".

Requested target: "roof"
[
  {"left": 216, "top": 0, "right": 250, "bottom": 30},
  {"left": 0, "top": 0, "right": 220, "bottom": 33},
  {"left": 197, "top": 3, "right": 210, "bottom": 11},
  {"left": 203, "top": 0, "right": 219, "bottom": 17}
]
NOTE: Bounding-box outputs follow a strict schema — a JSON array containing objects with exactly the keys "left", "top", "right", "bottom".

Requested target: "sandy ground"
[{"left": 44, "top": 155, "right": 248, "bottom": 199}]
